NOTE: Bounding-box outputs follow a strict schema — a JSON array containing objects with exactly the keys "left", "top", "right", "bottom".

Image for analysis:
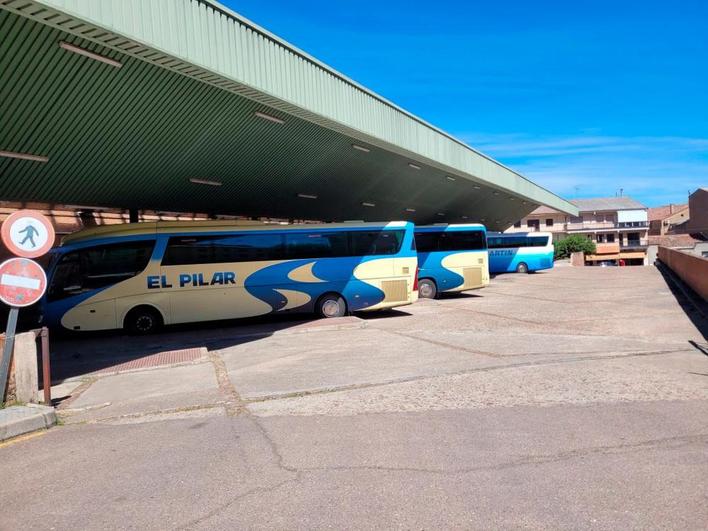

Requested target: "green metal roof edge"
[{"left": 1, "top": 0, "right": 578, "bottom": 216}]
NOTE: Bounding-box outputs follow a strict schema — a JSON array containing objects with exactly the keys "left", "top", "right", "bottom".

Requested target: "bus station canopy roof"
[{"left": 0, "top": 0, "right": 578, "bottom": 230}]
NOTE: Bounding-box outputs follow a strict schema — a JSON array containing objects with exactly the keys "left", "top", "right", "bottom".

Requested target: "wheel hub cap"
[{"left": 322, "top": 300, "right": 340, "bottom": 317}]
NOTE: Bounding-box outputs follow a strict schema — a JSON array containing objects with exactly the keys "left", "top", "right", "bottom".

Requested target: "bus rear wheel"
[
  {"left": 316, "top": 294, "right": 347, "bottom": 318},
  {"left": 124, "top": 306, "right": 163, "bottom": 335},
  {"left": 418, "top": 278, "right": 437, "bottom": 299},
  {"left": 516, "top": 262, "right": 529, "bottom": 274}
]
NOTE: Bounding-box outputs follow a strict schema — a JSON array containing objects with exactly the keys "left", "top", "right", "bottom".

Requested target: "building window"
[
  {"left": 513, "top": 220, "right": 521, "bottom": 228},
  {"left": 527, "top": 219, "right": 540, "bottom": 231},
  {"left": 597, "top": 234, "right": 605, "bottom": 243},
  {"left": 627, "top": 232, "right": 640, "bottom": 246},
  {"left": 607, "top": 234, "right": 615, "bottom": 243},
  {"left": 570, "top": 216, "right": 582, "bottom": 224},
  {"left": 545, "top": 218, "right": 554, "bottom": 227}
]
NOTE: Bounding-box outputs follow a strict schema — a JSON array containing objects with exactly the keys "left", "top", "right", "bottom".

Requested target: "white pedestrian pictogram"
[{"left": 9, "top": 217, "right": 49, "bottom": 252}]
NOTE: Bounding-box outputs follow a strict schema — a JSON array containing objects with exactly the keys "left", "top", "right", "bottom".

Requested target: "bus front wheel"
[
  {"left": 124, "top": 306, "right": 163, "bottom": 335},
  {"left": 418, "top": 278, "right": 437, "bottom": 299},
  {"left": 316, "top": 294, "right": 347, "bottom": 318},
  {"left": 516, "top": 262, "right": 529, "bottom": 274}
]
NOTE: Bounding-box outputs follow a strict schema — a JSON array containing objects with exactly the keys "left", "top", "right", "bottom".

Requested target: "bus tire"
[
  {"left": 124, "top": 306, "right": 163, "bottom": 335},
  {"left": 418, "top": 278, "right": 437, "bottom": 299},
  {"left": 516, "top": 262, "right": 529, "bottom": 274},
  {"left": 316, "top": 293, "right": 347, "bottom": 318}
]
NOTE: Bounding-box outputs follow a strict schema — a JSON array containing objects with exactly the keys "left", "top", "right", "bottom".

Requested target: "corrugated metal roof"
[
  {"left": 0, "top": 0, "right": 578, "bottom": 227},
  {"left": 571, "top": 197, "right": 647, "bottom": 212}
]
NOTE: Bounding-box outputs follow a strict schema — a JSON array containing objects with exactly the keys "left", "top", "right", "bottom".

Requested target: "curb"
[{"left": 0, "top": 404, "right": 57, "bottom": 441}]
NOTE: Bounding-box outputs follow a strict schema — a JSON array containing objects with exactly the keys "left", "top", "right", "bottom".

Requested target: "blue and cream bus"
[
  {"left": 487, "top": 232, "right": 554, "bottom": 274},
  {"left": 40, "top": 221, "right": 418, "bottom": 333},
  {"left": 414, "top": 224, "right": 489, "bottom": 299}
]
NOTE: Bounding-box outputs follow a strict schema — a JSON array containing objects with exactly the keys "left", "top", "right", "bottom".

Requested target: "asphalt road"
[{"left": 2, "top": 265, "right": 707, "bottom": 529}]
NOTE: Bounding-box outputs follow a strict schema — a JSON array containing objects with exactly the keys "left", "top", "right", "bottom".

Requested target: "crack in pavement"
[
  {"left": 175, "top": 477, "right": 299, "bottom": 530},
  {"left": 289, "top": 432, "right": 708, "bottom": 476},
  {"left": 243, "top": 347, "right": 695, "bottom": 404},
  {"left": 243, "top": 348, "right": 687, "bottom": 406},
  {"left": 176, "top": 359, "right": 302, "bottom": 529}
]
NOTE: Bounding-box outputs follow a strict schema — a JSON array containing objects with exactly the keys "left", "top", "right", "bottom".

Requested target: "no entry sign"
[
  {"left": 0, "top": 257, "right": 47, "bottom": 307},
  {"left": 1, "top": 210, "right": 55, "bottom": 259}
]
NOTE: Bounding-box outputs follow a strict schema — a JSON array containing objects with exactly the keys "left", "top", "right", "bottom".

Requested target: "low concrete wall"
[
  {"left": 1, "top": 331, "right": 39, "bottom": 404},
  {"left": 658, "top": 246, "right": 708, "bottom": 301},
  {"left": 570, "top": 252, "right": 585, "bottom": 267}
]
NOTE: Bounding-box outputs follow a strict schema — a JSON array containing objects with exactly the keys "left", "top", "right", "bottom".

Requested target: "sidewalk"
[{"left": 0, "top": 404, "right": 56, "bottom": 441}]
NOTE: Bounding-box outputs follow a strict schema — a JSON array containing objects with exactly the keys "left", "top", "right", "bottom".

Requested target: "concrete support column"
[{"left": 129, "top": 209, "right": 139, "bottom": 223}]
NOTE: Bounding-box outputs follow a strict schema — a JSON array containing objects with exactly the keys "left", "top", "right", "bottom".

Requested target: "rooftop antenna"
[{"left": 619, "top": 188, "right": 623, "bottom": 197}]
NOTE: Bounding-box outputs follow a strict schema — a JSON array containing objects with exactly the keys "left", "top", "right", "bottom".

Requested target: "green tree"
[{"left": 554, "top": 235, "right": 596, "bottom": 259}]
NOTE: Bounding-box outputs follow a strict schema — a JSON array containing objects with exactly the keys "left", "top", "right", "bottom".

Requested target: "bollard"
[{"left": 40, "top": 327, "right": 51, "bottom": 405}]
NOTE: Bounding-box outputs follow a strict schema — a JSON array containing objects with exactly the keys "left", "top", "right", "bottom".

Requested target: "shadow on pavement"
[
  {"left": 46, "top": 312, "right": 347, "bottom": 382},
  {"left": 655, "top": 262, "right": 708, "bottom": 341}
]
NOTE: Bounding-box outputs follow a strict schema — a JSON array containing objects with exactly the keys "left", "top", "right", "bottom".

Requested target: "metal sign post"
[
  {"left": 0, "top": 210, "right": 53, "bottom": 404},
  {"left": 0, "top": 308, "right": 18, "bottom": 403}
]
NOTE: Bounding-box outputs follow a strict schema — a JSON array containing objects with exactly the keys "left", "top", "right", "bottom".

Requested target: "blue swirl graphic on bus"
[
  {"left": 244, "top": 258, "right": 385, "bottom": 312},
  {"left": 416, "top": 252, "right": 464, "bottom": 291}
]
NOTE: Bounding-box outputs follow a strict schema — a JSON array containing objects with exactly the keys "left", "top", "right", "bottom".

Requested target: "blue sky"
[{"left": 223, "top": 0, "right": 707, "bottom": 207}]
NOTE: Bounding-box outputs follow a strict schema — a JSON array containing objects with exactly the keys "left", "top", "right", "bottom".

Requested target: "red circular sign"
[
  {"left": 0, "top": 258, "right": 47, "bottom": 307},
  {"left": 1, "top": 210, "right": 55, "bottom": 258}
]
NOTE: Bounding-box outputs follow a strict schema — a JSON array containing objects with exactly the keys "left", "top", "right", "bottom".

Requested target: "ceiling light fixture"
[
  {"left": 352, "top": 144, "right": 370, "bottom": 153},
  {"left": 361, "top": 202, "right": 376, "bottom": 207},
  {"left": 297, "top": 193, "right": 318, "bottom": 199},
  {"left": 254, "top": 111, "right": 285, "bottom": 124},
  {"left": 405, "top": 208, "right": 416, "bottom": 212},
  {"left": 493, "top": 191, "right": 500, "bottom": 195},
  {"left": 437, "top": 212, "right": 445, "bottom": 216},
  {"left": 189, "top": 178, "right": 222, "bottom": 186},
  {"left": 446, "top": 176, "right": 456, "bottom": 182},
  {"left": 473, "top": 185, "right": 481, "bottom": 190},
  {"left": 0, "top": 150, "right": 49, "bottom": 163},
  {"left": 461, "top": 216, "right": 468, "bottom": 220},
  {"left": 59, "top": 41, "right": 122, "bottom": 68},
  {"left": 408, "top": 163, "right": 421, "bottom": 170}
]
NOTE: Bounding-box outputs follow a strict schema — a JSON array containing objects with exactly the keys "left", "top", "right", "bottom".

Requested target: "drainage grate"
[{"left": 94, "top": 347, "right": 207, "bottom": 375}]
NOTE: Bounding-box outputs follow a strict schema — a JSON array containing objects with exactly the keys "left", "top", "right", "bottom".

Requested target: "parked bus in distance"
[
  {"left": 414, "top": 224, "right": 489, "bottom": 299},
  {"left": 487, "top": 232, "right": 554, "bottom": 274},
  {"left": 40, "top": 221, "right": 418, "bottom": 333}
]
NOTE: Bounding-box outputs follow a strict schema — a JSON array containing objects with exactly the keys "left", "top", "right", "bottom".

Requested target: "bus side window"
[
  {"left": 351, "top": 231, "right": 403, "bottom": 256},
  {"left": 414, "top": 232, "right": 439, "bottom": 253},
  {"left": 286, "top": 232, "right": 348, "bottom": 259},
  {"left": 48, "top": 241, "right": 155, "bottom": 300}
]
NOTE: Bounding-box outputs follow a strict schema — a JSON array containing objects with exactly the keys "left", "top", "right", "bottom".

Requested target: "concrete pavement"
[{"left": 1, "top": 265, "right": 707, "bottom": 529}]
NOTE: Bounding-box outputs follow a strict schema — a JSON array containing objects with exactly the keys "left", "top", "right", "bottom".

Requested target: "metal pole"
[
  {"left": 0, "top": 307, "right": 19, "bottom": 404},
  {"left": 41, "top": 327, "right": 51, "bottom": 405}
]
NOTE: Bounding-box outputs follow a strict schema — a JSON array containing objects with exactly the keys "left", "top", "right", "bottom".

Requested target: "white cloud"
[{"left": 457, "top": 132, "right": 708, "bottom": 206}]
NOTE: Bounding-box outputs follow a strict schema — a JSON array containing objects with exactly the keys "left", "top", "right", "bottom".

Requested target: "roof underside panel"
[{"left": 0, "top": 0, "right": 577, "bottom": 227}]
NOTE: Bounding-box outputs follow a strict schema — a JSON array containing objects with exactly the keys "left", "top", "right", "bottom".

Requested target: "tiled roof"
[
  {"left": 648, "top": 204, "right": 688, "bottom": 221},
  {"left": 571, "top": 197, "right": 647, "bottom": 211},
  {"left": 529, "top": 205, "right": 561, "bottom": 215},
  {"left": 648, "top": 234, "right": 702, "bottom": 247}
]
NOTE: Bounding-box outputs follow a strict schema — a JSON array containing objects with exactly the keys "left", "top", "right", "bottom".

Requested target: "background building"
[
  {"left": 506, "top": 197, "right": 649, "bottom": 265},
  {"left": 686, "top": 188, "right": 708, "bottom": 236},
  {"left": 648, "top": 203, "right": 689, "bottom": 235}
]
